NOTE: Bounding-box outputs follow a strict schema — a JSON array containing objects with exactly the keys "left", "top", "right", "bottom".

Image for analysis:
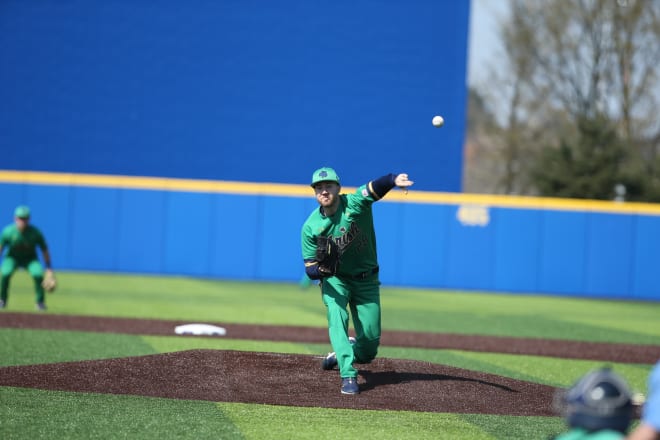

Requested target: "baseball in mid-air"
[{"left": 432, "top": 115, "right": 444, "bottom": 127}]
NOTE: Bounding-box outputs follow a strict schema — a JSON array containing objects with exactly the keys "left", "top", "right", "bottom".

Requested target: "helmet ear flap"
[{"left": 559, "top": 367, "right": 633, "bottom": 433}]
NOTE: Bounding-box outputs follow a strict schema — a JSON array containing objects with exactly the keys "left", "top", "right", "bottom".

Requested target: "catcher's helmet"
[{"left": 560, "top": 367, "right": 633, "bottom": 433}]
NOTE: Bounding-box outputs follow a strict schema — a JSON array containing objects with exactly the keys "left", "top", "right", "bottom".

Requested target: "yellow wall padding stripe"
[
  {"left": 2, "top": 169, "right": 660, "bottom": 215},
  {"left": 0, "top": 169, "right": 311, "bottom": 197}
]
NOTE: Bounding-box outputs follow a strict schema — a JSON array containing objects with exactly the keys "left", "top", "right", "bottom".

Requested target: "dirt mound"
[
  {"left": 0, "top": 349, "right": 559, "bottom": 415},
  {"left": 0, "top": 312, "right": 653, "bottom": 415}
]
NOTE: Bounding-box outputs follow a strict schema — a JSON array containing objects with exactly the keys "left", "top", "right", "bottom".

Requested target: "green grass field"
[{"left": 1, "top": 271, "right": 659, "bottom": 439}]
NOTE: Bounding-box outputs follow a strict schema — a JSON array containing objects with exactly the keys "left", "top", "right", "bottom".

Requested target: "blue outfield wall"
[
  {"left": 1, "top": 174, "right": 659, "bottom": 301},
  {"left": 0, "top": 1, "right": 469, "bottom": 193}
]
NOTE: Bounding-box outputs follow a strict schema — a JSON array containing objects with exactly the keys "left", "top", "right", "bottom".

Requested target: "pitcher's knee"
[{"left": 354, "top": 338, "right": 379, "bottom": 364}]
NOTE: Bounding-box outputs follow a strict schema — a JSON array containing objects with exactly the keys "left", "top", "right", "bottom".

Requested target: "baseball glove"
[
  {"left": 316, "top": 236, "right": 340, "bottom": 277},
  {"left": 42, "top": 269, "right": 57, "bottom": 293}
]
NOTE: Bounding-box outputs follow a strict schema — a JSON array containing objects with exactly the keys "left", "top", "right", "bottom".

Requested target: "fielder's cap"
[
  {"left": 311, "top": 167, "right": 340, "bottom": 187},
  {"left": 14, "top": 205, "right": 31, "bottom": 218}
]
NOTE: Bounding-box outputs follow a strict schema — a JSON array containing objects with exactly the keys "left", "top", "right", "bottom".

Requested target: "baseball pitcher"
[{"left": 301, "top": 167, "right": 413, "bottom": 395}]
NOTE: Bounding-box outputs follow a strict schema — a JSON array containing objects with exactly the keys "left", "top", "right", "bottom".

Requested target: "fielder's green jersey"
[
  {"left": 553, "top": 428, "right": 625, "bottom": 440},
  {"left": 0, "top": 224, "right": 48, "bottom": 261},
  {"left": 301, "top": 184, "right": 379, "bottom": 277}
]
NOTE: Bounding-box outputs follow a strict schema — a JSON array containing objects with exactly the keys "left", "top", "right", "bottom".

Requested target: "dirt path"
[{"left": 2, "top": 312, "right": 658, "bottom": 363}]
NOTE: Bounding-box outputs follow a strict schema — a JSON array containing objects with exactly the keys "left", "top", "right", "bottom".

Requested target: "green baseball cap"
[
  {"left": 311, "top": 167, "right": 340, "bottom": 187},
  {"left": 14, "top": 205, "right": 31, "bottom": 218}
]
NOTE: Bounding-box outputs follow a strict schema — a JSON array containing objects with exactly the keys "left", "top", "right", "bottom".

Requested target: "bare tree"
[
  {"left": 468, "top": 0, "right": 660, "bottom": 199},
  {"left": 610, "top": 0, "right": 660, "bottom": 178},
  {"left": 466, "top": 0, "right": 547, "bottom": 195}
]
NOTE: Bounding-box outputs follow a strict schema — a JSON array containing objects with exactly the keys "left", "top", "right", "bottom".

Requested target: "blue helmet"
[{"left": 562, "top": 367, "right": 633, "bottom": 433}]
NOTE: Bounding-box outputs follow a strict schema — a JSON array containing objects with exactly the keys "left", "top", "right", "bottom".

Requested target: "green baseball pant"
[
  {"left": 321, "top": 275, "right": 381, "bottom": 379},
  {"left": 1, "top": 256, "right": 46, "bottom": 304}
]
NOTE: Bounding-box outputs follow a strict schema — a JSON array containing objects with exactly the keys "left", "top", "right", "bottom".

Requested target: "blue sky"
[{"left": 468, "top": 0, "right": 509, "bottom": 87}]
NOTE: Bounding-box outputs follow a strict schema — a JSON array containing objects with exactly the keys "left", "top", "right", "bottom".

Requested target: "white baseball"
[{"left": 432, "top": 115, "right": 444, "bottom": 127}]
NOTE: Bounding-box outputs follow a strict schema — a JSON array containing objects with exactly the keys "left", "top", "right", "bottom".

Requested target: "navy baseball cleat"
[
  {"left": 321, "top": 351, "right": 337, "bottom": 370},
  {"left": 341, "top": 378, "right": 359, "bottom": 395},
  {"left": 0, "top": 299, "right": 5, "bottom": 309},
  {"left": 321, "top": 337, "right": 356, "bottom": 370},
  {"left": 36, "top": 302, "right": 47, "bottom": 311}
]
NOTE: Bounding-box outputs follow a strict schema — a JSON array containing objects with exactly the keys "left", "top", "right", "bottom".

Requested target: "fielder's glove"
[
  {"left": 41, "top": 269, "right": 57, "bottom": 293},
  {"left": 315, "top": 236, "right": 340, "bottom": 277}
]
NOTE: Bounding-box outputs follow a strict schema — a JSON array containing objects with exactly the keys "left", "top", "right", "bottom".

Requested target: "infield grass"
[{"left": 1, "top": 271, "right": 658, "bottom": 439}]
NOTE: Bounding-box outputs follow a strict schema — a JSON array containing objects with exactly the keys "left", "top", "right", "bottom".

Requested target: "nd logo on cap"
[{"left": 311, "top": 167, "right": 340, "bottom": 187}]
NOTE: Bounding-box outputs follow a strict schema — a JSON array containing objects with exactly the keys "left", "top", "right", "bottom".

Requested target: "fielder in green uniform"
[
  {"left": 301, "top": 167, "right": 413, "bottom": 395},
  {"left": 0, "top": 205, "right": 54, "bottom": 311}
]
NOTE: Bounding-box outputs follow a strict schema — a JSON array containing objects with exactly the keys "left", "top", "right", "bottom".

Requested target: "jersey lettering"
[{"left": 335, "top": 221, "right": 361, "bottom": 253}]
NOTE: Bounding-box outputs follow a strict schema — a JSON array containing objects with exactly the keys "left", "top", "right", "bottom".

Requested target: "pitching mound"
[
  {"left": 0, "top": 313, "right": 652, "bottom": 415},
  {"left": 0, "top": 349, "right": 558, "bottom": 415}
]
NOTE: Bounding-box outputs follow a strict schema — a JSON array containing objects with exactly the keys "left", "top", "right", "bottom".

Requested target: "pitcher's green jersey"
[
  {"left": 1, "top": 224, "right": 48, "bottom": 261},
  {"left": 301, "top": 184, "right": 379, "bottom": 277}
]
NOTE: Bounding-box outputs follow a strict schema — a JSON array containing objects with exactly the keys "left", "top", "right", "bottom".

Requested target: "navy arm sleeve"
[
  {"left": 368, "top": 174, "right": 397, "bottom": 200},
  {"left": 304, "top": 259, "right": 323, "bottom": 280}
]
